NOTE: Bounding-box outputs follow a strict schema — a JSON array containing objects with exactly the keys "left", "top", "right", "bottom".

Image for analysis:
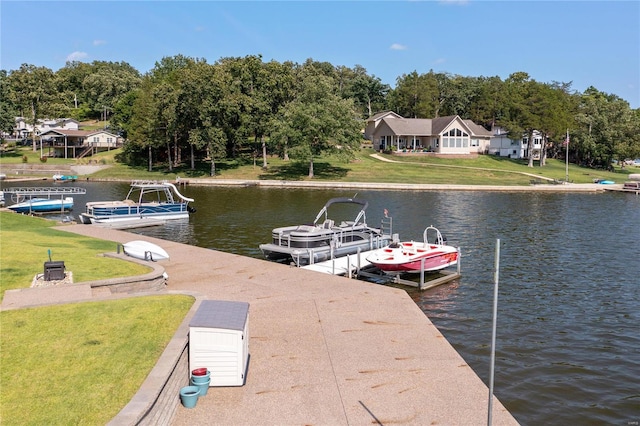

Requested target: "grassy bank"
[
  {"left": 0, "top": 295, "right": 194, "bottom": 425},
  {"left": 1, "top": 146, "right": 629, "bottom": 184},
  {"left": 0, "top": 212, "right": 194, "bottom": 424},
  {"left": 0, "top": 212, "right": 150, "bottom": 299}
]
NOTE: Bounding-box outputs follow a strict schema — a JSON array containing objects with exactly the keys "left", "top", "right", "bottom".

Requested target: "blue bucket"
[
  {"left": 191, "top": 376, "right": 211, "bottom": 396},
  {"left": 191, "top": 371, "right": 211, "bottom": 384},
  {"left": 179, "top": 385, "right": 200, "bottom": 408}
]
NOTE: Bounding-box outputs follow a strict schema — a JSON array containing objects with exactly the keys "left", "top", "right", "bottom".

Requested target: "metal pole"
[
  {"left": 488, "top": 239, "right": 500, "bottom": 425},
  {"left": 565, "top": 129, "right": 569, "bottom": 183}
]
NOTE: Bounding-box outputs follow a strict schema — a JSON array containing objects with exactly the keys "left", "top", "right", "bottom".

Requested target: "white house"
[
  {"left": 489, "top": 128, "right": 544, "bottom": 159},
  {"left": 38, "top": 128, "right": 123, "bottom": 158},
  {"left": 13, "top": 117, "right": 80, "bottom": 139},
  {"left": 85, "top": 130, "right": 121, "bottom": 149},
  {"left": 368, "top": 112, "right": 492, "bottom": 155}
]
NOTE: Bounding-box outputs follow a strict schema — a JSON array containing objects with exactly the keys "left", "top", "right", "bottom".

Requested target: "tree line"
[{"left": 1, "top": 54, "right": 639, "bottom": 176}]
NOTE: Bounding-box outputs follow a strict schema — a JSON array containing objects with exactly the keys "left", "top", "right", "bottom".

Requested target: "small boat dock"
[
  {"left": 2, "top": 186, "right": 87, "bottom": 199},
  {"left": 604, "top": 181, "right": 640, "bottom": 194},
  {"left": 2, "top": 187, "right": 86, "bottom": 214},
  {"left": 301, "top": 249, "right": 375, "bottom": 277},
  {"left": 301, "top": 248, "right": 462, "bottom": 291}
]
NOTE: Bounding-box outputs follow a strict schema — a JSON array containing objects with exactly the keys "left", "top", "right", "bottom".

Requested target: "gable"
[
  {"left": 40, "top": 129, "right": 92, "bottom": 137},
  {"left": 367, "top": 110, "right": 402, "bottom": 123},
  {"left": 86, "top": 130, "right": 119, "bottom": 138}
]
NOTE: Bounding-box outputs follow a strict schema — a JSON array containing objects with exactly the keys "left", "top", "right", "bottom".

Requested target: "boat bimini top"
[{"left": 312, "top": 197, "right": 369, "bottom": 228}]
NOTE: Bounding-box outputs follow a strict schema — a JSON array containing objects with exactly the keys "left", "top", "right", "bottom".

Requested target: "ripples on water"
[
  {"left": 407, "top": 192, "right": 640, "bottom": 425},
  {"left": 3, "top": 182, "right": 639, "bottom": 425}
]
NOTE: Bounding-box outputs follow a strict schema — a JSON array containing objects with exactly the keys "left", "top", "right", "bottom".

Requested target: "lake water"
[{"left": 3, "top": 180, "right": 639, "bottom": 425}]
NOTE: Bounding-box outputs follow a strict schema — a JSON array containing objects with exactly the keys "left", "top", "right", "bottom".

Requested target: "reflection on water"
[{"left": 2, "top": 181, "right": 639, "bottom": 425}]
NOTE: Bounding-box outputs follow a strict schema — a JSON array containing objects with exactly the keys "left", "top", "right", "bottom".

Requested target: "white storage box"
[{"left": 189, "top": 300, "right": 249, "bottom": 386}]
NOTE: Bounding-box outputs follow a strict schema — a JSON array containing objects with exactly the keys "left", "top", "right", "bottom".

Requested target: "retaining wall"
[{"left": 108, "top": 296, "right": 202, "bottom": 426}]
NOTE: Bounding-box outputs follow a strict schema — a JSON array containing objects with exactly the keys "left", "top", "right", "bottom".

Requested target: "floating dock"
[
  {"left": 301, "top": 249, "right": 376, "bottom": 277},
  {"left": 2, "top": 186, "right": 86, "bottom": 200}
]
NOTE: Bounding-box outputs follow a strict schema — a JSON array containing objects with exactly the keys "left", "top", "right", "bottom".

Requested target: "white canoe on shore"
[{"left": 122, "top": 240, "right": 170, "bottom": 261}]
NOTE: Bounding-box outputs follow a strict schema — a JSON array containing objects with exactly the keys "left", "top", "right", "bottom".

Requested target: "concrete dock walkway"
[{"left": 41, "top": 224, "right": 519, "bottom": 425}]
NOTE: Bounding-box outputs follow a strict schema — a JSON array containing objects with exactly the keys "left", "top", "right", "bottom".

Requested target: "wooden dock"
[{"left": 604, "top": 181, "right": 640, "bottom": 194}]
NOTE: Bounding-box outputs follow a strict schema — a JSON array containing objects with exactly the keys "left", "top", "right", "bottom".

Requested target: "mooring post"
[{"left": 488, "top": 239, "right": 500, "bottom": 425}]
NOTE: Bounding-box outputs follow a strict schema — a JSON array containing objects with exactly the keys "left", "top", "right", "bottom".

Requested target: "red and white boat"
[{"left": 366, "top": 226, "right": 458, "bottom": 274}]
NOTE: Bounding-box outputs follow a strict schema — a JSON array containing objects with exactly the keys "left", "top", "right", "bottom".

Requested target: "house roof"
[
  {"left": 367, "top": 110, "right": 402, "bottom": 123},
  {"left": 86, "top": 130, "right": 119, "bottom": 138},
  {"left": 463, "top": 120, "right": 492, "bottom": 137},
  {"left": 382, "top": 117, "right": 433, "bottom": 135},
  {"left": 39, "top": 129, "right": 93, "bottom": 137},
  {"left": 431, "top": 116, "right": 459, "bottom": 134},
  {"left": 372, "top": 111, "right": 491, "bottom": 138}
]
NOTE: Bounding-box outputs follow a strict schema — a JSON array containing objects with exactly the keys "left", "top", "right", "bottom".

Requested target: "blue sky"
[{"left": 2, "top": 1, "right": 638, "bottom": 108}]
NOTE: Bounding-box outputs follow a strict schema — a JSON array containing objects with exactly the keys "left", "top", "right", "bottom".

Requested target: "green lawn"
[
  {"left": 0, "top": 212, "right": 194, "bottom": 424},
  {"left": 0, "top": 295, "right": 194, "bottom": 425},
  {"left": 1, "top": 146, "right": 629, "bottom": 184},
  {"left": 0, "top": 212, "right": 150, "bottom": 300}
]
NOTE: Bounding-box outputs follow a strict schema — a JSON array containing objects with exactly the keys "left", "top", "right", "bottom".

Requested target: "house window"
[
  {"left": 93, "top": 137, "right": 99, "bottom": 143},
  {"left": 471, "top": 139, "right": 478, "bottom": 147}
]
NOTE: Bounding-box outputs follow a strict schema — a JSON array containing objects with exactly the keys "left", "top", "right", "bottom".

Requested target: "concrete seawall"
[
  {"left": 59, "top": 224, "right": 519, "bottom": 425},
  {"left": 177, "top": 178, "right": 610, "bottom": 192}
]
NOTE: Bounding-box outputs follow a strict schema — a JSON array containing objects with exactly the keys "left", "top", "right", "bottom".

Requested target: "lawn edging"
[
  {"left": 108, "top": 292, "right": 204, "bottom": 426},
  {"left": 1, "top": 252, "right": 168, "bottom": 310}
]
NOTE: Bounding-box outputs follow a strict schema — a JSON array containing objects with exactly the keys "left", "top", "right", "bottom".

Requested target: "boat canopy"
[
  {"left": 127, "top": 180, "right": 194, "bottom": 203},
  {"left": 312, "top": 197, "right": 369, "bottom": 226}
]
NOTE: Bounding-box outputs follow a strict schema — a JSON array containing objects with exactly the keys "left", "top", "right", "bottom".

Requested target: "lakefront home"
[
  {"left": 12, "top": 117, "right": 80, "bottom": 140},
  {"left": 488, "top": 127, "right": 544, "bottom": 160},
  {"left": 38, "top": 128, "right": 123, "bottom": 159},
  {"left": 365, "top": 111, "right": 493, "bottom": 156}
]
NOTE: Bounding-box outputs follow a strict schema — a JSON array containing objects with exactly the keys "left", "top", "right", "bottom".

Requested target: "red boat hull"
[{"left": 367, "top": 243, "right": 459, "bottom": 273}]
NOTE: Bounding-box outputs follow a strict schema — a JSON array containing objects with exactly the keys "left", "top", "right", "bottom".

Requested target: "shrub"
[
  {"left": 22, "top": 155, "right": 28, "bottom": 163},
  {"left": 40, "top": 156, "right": 47, "bottom": 163}
]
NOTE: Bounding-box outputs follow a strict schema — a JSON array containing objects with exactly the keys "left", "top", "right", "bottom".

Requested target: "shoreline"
[
  {"left": 0, "top": 175, "right": 618, "bottom": 192},
  {"left": 165, "top": 177, "right": 615, "bottom": 192}
]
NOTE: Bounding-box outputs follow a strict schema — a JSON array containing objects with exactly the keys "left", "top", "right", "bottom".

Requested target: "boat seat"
[{"left": 323, "top": 220, "right": 334, "bottom": 229}]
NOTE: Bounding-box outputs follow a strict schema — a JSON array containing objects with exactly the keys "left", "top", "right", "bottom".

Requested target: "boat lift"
[
  {"left": 2, "top": 187, "right": 86, "bottom": 215},
  {"left": 302, "top": 245, "right": 462, "bottom": 291}
]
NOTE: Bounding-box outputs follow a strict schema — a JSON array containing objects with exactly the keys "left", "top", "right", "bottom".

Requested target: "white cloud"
[
  {"left": 434, "top": 58, "right": 446, "bottom": 64},
  {"left": 390, "top": 43, "right": 408, "bottom": 51},
  {"left": 66, "top": 51, "right": 89, "bottom": 62},
  {"left": 93, "top": 39, "right": 107, "bottom": 46}
]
